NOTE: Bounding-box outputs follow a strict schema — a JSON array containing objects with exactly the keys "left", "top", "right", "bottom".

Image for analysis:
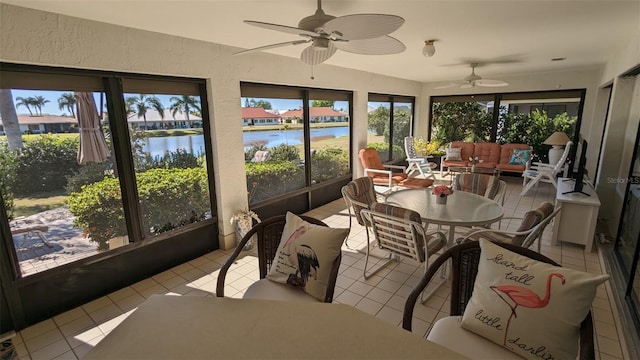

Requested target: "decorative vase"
[
  {"left": 471, "top": 165, "right": 477, "bottom": 172},
  {"left": 436, "top": 195, "right": 447, "bottom": 205}
]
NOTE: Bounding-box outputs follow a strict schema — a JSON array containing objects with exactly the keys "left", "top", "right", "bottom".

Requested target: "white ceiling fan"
[
  {"left": 435, "top": 63, "right": 509, "bottom": 89},
  {"left": 235, "top": 0, "right": 406, "bottom": 65}
]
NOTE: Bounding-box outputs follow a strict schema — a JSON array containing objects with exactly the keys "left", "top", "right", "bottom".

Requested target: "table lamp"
[{"left": 543, "top": 131, "right": 570, "bottom": 165}]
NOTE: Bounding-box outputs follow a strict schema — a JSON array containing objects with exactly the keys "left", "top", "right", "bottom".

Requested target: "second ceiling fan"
[
  {"left": 236, "top": 0, "right": 406, "bottom": 65},
  {"left": 436, "top": 63, "right": 509, "bottom": 89}
]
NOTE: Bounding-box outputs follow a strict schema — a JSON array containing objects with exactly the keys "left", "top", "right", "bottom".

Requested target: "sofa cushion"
[
  {"left": 445, "top": 147, "right": 462, "bottom": 161},
  {"left": 499, "top": 144, "right": 531, "bottom": 169},
  {"left": 496, "top": 163, "right": 529, "bottom": 172},
  {"left": 460, "top": 239, "right": 609, "bottom": 360},
  {"left": 474, "top": 143, "right": 501, "bottom": 166},
  {"left": 509, "top": 149, "right": 532, "bottom": 165},
  {"left": 450, "top": 141, "right": 475, "bottom": 162}
]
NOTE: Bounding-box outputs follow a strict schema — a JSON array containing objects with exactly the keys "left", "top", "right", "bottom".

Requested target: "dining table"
[
  {"left": 83, "top": 295, "right": 468, "bottom": 359},
  {"left": 386, "top": 187, "right": 504, "bottom": 246}
]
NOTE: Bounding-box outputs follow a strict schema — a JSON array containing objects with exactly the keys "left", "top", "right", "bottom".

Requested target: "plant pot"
[{"left": 436, "top": 195, "right": 448, "bottom": 205}]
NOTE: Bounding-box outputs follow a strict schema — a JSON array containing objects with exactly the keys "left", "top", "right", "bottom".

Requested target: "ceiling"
[{"left": 4, "top": 1, "right": 639, "bottom": 84}]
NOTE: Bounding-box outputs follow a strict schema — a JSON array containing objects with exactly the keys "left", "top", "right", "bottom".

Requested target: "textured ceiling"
[{"left": 4, "top": 0, "right": 639, "bottom": 84}]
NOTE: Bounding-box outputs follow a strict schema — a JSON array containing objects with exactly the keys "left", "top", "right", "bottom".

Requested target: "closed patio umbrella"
[{"left": 75, "top": 92, "right": 109, "bottom": 165}]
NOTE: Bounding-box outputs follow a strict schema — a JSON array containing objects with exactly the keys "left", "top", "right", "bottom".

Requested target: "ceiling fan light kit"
[
  {"left": 237, "top": 0, "right": 406, "bottom": 65},
  {"left": 435, "top": 63, "right": 509, "bottom": 89},
  {"left": 423, "top": 40, "right": 436, "bottom": 57}
]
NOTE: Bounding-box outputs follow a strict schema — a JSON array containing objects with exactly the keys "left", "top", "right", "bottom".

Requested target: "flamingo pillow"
[
  {"left": 461, "top": 240, "right": 609, "bottom": 360},
  {"left": 267, "top": 212, "right": 348, "bottom": 301}
]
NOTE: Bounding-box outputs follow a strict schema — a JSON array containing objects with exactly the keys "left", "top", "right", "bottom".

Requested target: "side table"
[{"left": 552, "top": 177, "right": 601, "bottom": 252}]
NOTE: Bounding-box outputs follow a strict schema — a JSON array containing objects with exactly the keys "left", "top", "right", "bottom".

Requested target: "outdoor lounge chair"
[
  {"left": 521, "top": 141, "right": 573, "bottom": 195},
  {"left": 404, "top": 136, "right": 437, "bottom": 180}
]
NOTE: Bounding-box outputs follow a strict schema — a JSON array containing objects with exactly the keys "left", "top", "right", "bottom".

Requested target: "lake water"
[{"left": 143, "top": 126, "right": 348, "bottom": 158}]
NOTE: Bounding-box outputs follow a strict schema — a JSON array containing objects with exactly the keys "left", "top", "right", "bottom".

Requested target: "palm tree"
[
  {"left": 32, "top": 96, "right": 50, "bottom": 116},
  {"left": 0, "top": 89, "right": 23, "bottom": 149},
  {"left": 58, "top": 93, "right": 76, "bottom": 117},
  {"left": 15, "top": 96, "right": 35, "bottom": 116},
  {"left": 126, "top": 94, "right": 164, "bottom": 131},
  {"left": 169, "top": 95, "right": 200, "bottom": 128}
]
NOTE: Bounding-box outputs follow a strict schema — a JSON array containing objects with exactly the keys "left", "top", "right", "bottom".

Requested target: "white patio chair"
[
  {"left": 403, "top": 136, "right": 436, "bottom": 180},
  {"left": 520, "top": 141, "right": 573, "bottom": 195}
]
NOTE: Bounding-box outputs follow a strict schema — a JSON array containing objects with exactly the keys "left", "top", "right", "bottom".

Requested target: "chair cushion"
[
  {"left": 454, "top": 174, "right": 499, "bottom": 200},
  {"left": 243, "top": 279, "right": 317, "bottom": 302},
  {"left": 399, "top": 177, "right": 434, "bottom": 188},
  {"left": 342, "top": 177, "right": 377, "bottom": 226},
  {"left": 369, "top": 203, "right": 425, "bottom": 262},
  {"left": 445, "top": 147, "right": 462, "bottom": 161},
  {"left": 267, "top": 212, "right": 348, "bottom": 301},
  {"left": 427, "top": 316, "right": 520, "bottom": 359},
  {"left": 460, "top": 239, "right": 609, "bottom": 360},
  {"left": 509, "top": 149, "right": 532, "bottom": 165},
  {"left": 359, "top": 148, "right": 385, "bottom": 170}
]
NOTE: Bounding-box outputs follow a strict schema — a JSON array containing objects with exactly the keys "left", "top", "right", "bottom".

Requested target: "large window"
[
  {"left": 430, "top": 90, "right": 584, "bottom": 163},
  {"left": 367, "top": 94, "right": 415, "bottom": 163},
  {"left": 0, "top": 67, "right": 216, "bottom": 277},
  {"left": 241, "top": 83, "right": 352, "bottom": 207}
]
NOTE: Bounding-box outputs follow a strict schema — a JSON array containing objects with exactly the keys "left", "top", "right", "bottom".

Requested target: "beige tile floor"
[{"left": 10, "top": 176, "right": 628, "bottom": 360}]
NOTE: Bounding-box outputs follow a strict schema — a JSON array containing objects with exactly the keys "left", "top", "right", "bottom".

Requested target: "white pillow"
[
  {"left": 460, "top": 240, "right": 609, "bottom": 360},
  {"left": 267, "top": 212, "right": 348, "bottom": 301},
  {"left": 445, "top": 147, "right": 462, "bottom": 161}
]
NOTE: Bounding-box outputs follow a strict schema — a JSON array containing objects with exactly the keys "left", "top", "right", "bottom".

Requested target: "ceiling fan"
[
  {"left": 235, "top": 0, "right": 406, "bottom": 65},
  {"left": 435, "top": 63, "right": 509, "bottom": 89}
]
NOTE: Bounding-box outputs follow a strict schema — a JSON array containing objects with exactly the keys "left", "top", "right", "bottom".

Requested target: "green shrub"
[
  {"left": 246, "top": 161, "right": 304, "bottom": 204},
  {"left": 12, "top": 135, "right": 81, "bottom": 195},
  {"left": 245, "top": 144, "right": 268, "bottom": 162},
  {"left": 67, "top": 167, "right": 210, "bottom": 250},
  {"left": 366, "top": 142, "right": 405, "bottom": 161},
  {"left": 65, "top": 161, "right": 113, "bottom": 194},
  {"left": 311, "top": 147, "right": 349, "bottom": 183},
  {"left": 268, "top": 144, "right": 300, "bottom": 162},
  {"left": 0, "top": 143, "right": 16, "bottom": 220}
]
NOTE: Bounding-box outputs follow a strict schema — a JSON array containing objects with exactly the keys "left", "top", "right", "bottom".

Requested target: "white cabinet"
[{"left": 552, "top": 178, "right": 601, "bottom": 252}]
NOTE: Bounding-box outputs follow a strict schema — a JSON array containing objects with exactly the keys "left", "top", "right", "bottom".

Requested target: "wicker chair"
[
  {"left": 402, "top": 241, "right": 595, "bottom": 360},
  {"left": 216, "top": 215, "right": 341, "bottom": 303}
]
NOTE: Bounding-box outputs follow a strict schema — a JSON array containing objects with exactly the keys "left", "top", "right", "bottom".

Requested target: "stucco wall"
[{"left": 0, "top": 3, "right": 423, "bottom": 248}]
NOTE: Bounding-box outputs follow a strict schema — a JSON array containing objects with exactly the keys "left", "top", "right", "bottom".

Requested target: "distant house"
[
  {"left": 241, "top": 107, "right": 282, "bottom": 126},
  {"left": 0, "top": 114, "right": 78, "bottom": 134},
  {"left": 126, "top": 109, "right": 202, "bottom": 130},
  {"left": 280, "top": 107, "right": 348, "bottom": 123}
]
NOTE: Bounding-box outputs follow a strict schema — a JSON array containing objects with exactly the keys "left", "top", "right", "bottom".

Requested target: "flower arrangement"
[
  {"left": 469, "top": 156, "right": 484, "bottom": 165},
  {"left": 230, "top": 208, "right": 261, "bottom": 251},
  {"left": 414, "top": 138, "right": 443, "bottom": 156},
  {"left": 433, "top": 185, "right": 454, "bottom": 198}
]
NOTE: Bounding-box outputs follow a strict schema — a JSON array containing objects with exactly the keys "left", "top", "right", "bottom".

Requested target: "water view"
[{"left": 143, "top": 126, "right": 349, "bottom": 157}]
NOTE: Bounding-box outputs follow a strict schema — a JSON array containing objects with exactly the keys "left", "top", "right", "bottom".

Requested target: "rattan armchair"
[
  {"left": 402, "top": 241, "right": 595, "bottom": 360},
  {"left": 216, "top": 214, "right": 341, "bottom": 303}
]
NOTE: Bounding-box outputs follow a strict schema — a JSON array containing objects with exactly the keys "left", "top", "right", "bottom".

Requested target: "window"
[
  {"left": 241, "top": 83, "right": 352, "bottom": 207},
  {"left": 430, "top": 90, "right": 584, "bottom": 163},
  {"left": 367, "top": 94, "right": 415, "bottom": 163},
  {"left": 0, "top": 67, "right": 216, "bottom": 277}
]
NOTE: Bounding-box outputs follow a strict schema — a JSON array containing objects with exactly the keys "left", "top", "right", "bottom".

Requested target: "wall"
[{"left": 0, "top": 3, "right": 422, "bottom": 248}]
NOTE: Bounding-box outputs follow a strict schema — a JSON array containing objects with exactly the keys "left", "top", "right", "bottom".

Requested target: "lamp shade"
[{"left": 543, "top": 131, "right": 570, "bottom": 146}]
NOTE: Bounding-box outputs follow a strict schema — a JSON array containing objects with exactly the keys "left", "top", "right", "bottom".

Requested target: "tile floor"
[{"left": 9, "top": 176, "right": 628, "bottom": 359}]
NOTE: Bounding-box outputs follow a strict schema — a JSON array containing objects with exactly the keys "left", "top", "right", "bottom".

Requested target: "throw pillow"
[
  {"left": 509, "top": 149, "right": 531, "bottom": 165},
  {"left": 445, "top": 147, "right": 462, "bottom": 161},
  {"left": 267, "top": 212, "right": 348, "bottom": 301},
  {"left": 460, "top": 240, "right": 609, "bottom": 360}
]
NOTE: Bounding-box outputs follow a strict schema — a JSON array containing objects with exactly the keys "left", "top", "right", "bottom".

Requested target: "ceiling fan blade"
[
  {"left": 321, "top": 14, "right": 404, "bottom": 40},
  {"left": 234, "top": 40, "right": 310, "bottom": 55},
  {"left": 244, "top": 20, "right": 318, "bottom": 37},
  {"left": 476, "top": 79, "right": 509, "bottom": 87},
  {"left": 300, "top": 42, "right": 337, "bottom": 65},
  {"left": 334, "top": 35, "right": 405, "bottom": 55}
]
